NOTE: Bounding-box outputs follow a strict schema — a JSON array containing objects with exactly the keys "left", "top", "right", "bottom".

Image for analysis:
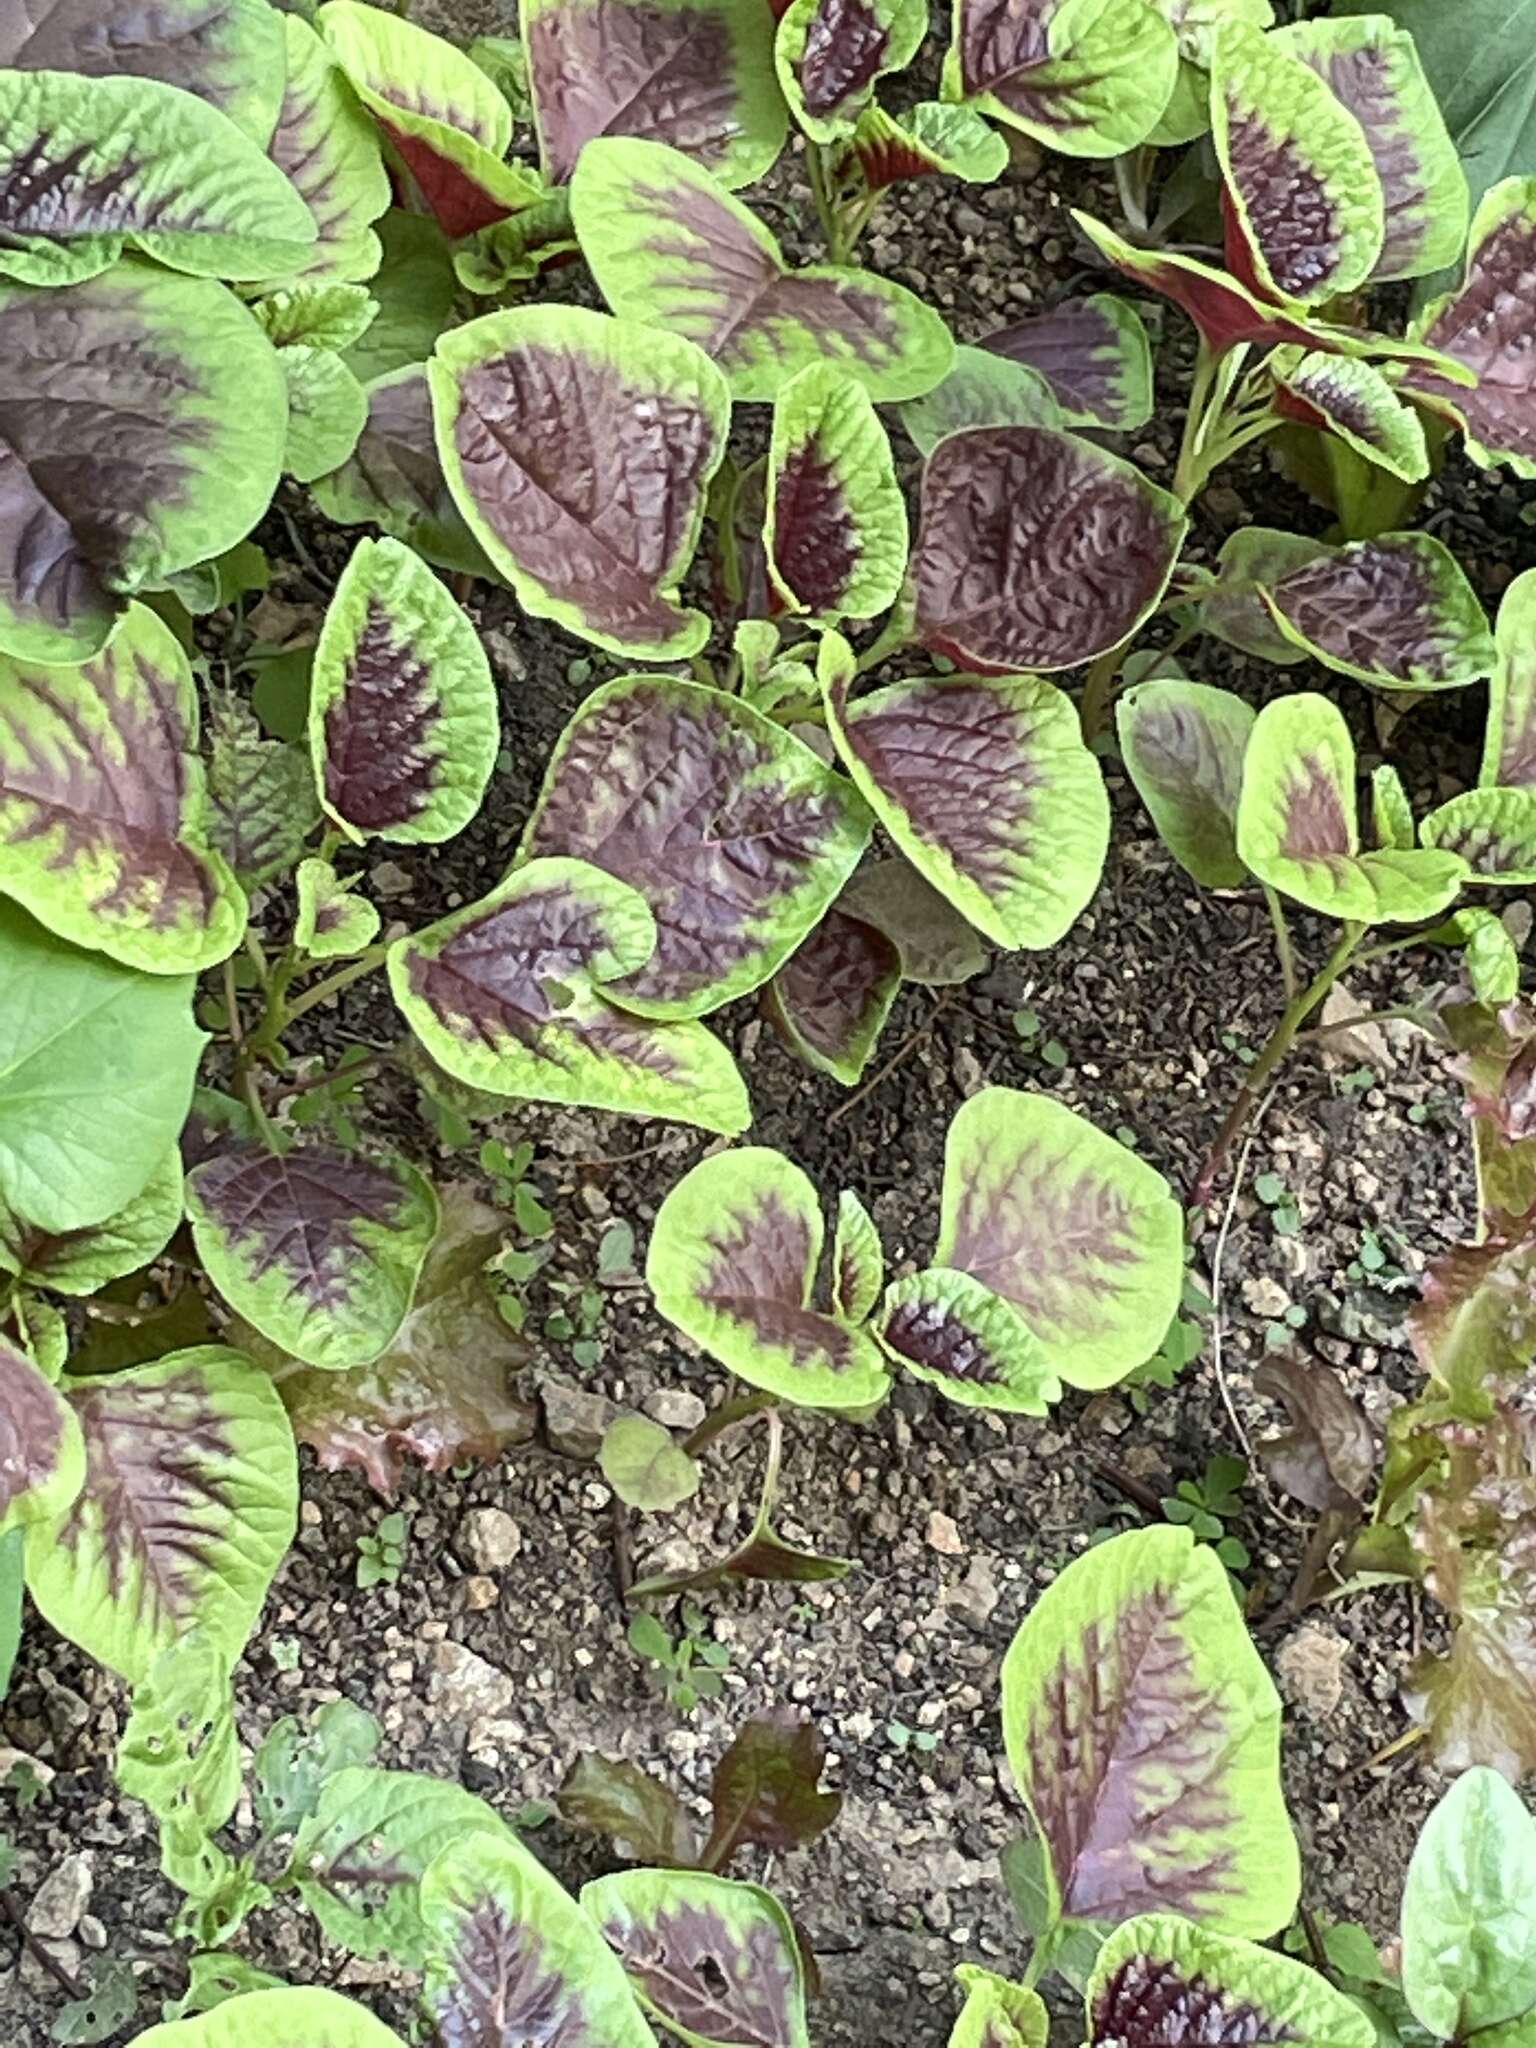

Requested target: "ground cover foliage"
[{"left": 0, "top": 0, "right": 1535, "bottom": 2037}]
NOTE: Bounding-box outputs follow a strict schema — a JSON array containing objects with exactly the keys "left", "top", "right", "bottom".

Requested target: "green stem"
[
  {"left": 854, "top": 599, "right": 915, "bottom": 674},
  {"left": 837, "top": 188, "right": 883, "bottom": 261},
  {"left": 689, "top": 654, "right": 718, "bottom": 687},
  {"left": 804, "top": 142, "right": 839, "bottom": 255},
  {"left": 1302, "top": 1003, "right": 1429, "bottom": 1043},
  {"left": 1264, "top": 885, "right": 1297, "bottom": 1005},
  {"left": 1078, "top": 639, "right": 1128, "bottom": 741},
  {"left": 281, "top": 945, "right": 390, "bottom": 1027},
  {"left": 1172, "top": 339, "right": 1222, "bottom": 503}
]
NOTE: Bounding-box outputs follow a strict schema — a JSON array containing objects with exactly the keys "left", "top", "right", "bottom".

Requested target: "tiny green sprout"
[
  {"left": 269, "top": 1635, "right": 301, "bottom": 1673},
  {"left": 1337, "top": 1064, "right": 1377, "bottom": 1096},
  {"left": 515, "top": 1797, "right": 555, "bottom": 1829},
  {"left": 4, "top": 1758, "right": 44, "bottom": 1811},
  {"left": 1253, "top": 1171, "right": 1300, "bottom": 1236},
  {"left": 1115, "top": 1124, "right": 1139, "bottom": 1148},
  {"left": 356, "top": 1510, "right": 409, "bottom": 1589},
  {"left": 1012, "top": 1007, "right": 1041, "bottom": 1043},
  {"left": 598, "top": 1219, "right": 637, "bottom": 1278},
  {"left": 1162, "top": 1456, "right": 1250, "bottom": 1576},
  {"left": 886, "top": 1719, "right": 911, "bottom": 1750},
  {"left": 1041, "top": 1037, "right": 1069, "bottom": 1069},
  {"left": 420, "top": 1085, "right": 475, "bottom": 1152},
  {"left": 0, "top": 1835, "right": 14, "bottom": 1886},
  {"left": 627, "top": 1600, "right": 732, "bottom": 1715}
]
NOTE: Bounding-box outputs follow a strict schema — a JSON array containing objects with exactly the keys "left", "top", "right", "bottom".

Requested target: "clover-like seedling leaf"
[
  {"left": 820, "top": 638, "right": 1109, "bottom": 950},
  {"left": 1269, "top": 348, "right": 1429, "bottom": 483},
  {"left": 647, "top": 1148, "right": 892, "bottom": 1410},
  {"left": 950, "top": 1965, "right": 1047, "bottom": 2048},
  {"left": 1485, "top": 570, "right": 1536, "bottom": 789},
  {"left": 432, "top": 304, "right": 730, "bottom": 658},
  {"left": 1408, "top": 178, "right": 1536, "bottom": 479},
  {"left": 206, "top": 695, "right": 320, "bottom": 891},
  {"left": 0, "top": 902, "right": 204, "bottom": 1235},
  {"left": 390, "top": 857, "right": 749, "bottom": 1135},
  {"left": 0, "top": 1146, "right": 183, "bottom": 1299},
  {"left": 267, "top": 14, "right": 391, "bottom": 287},
  {"left": 876, "top": 1266, "right": 1061, "bottom": 1414},
  {"left": 319, "top": 0, "right": 544, "bottom": 237},
  {"left": 0, "top": 266, "right": 287, "bottom": 665},
  {"left": 1087, "top": 1915, "right": 1375, "bottom": 2048},
  {"left": 600, "top": 1414, "right": 701, "bottom": 1512},
  {"left": 252, "top": 1187, "right": 535, "bottom": 1492},
  {"left": 311, "top": 537, "right": 499, "bottom": 846},
  {"left": 913, "top": 426, "right": 1188, "bottom": 673},
  {"left": 0, "top": 603, "right": 248, "bottom": 973},
  {"left": 898, "top": 348, "right": 1063, "bottom": 458},
  {"left": 583, "top": 1868, "right": 810, "bottom": 2048},
  {"left": 832, "top": 1189, "right": 883, "bottom": 1322},
  {"left": 1400, "top": 1767, "right": 1536, "bottom": 2041},
  {"left": 766, "top": 365, "right": 907, "bottom": 621},
  {"left": 295, "top": 860, "right": 381, "bottom": 961},
  {"left": 840, "top": 857, "right": 989, "bottom": 985},
  {"left": 1118, "top": 678, "right": 1255, "bottom": 890},
  {"left": 1254, "top": 534, "right": 1494, "bottom": 692},
  {"left": 1003, "top": 1526, "right": 1299, "bottom": 1934},
  {"left": 521, "top": 675, "right": 872, "bottom": 1018},
  {"left": 776, "top": 0, "right": 925, "bottom": 142},
  {"left": 0, "top": 70, "right": 316, "bottom": 277},
  {"left": 24, "top": 1347, "right": 297, "bottom": 1683},
  {"left": 935, "top": 1089, "right": 1183, "bottom": 1389},
  {"left": 1421, "top": 789, "right": 1536, "bottom": 886},
  {"left": 944, "top": 0, "right": 1177, "bottom": 157},
  {"left": 1275, "top": 15, "right": 1467, "bottom": 284},
  {"left": 852, "top": 101, "right": 1009, "bottom": 187},
  {"left": 526, "top": 0, "right": 786, "bottom": 185},
  {"left": 130, "top": 1987, "right": 408, "bottom": 2048},
  {"left": 1211, "top": 22, "right": 1384, "bottom": 307},
  {"left": 0, "top": 1340, "right": 85, "bottom": 1537},
  {"left": 572, "top": 137, "right": 955, "bottom": 400},
  {"left": 982, "top": 294, "right": 1154, "bottom": 431},
  {"left": 766, "top": 906, "right": 901, "bottom": 1085},
  {"left": 187, "top": 1141, "right": 439, "bottom": 1372}
]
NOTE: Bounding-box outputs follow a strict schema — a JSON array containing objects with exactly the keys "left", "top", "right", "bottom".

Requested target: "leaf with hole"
[
  {"left": 116, "top": 1630, "right": 240, "bottom": 1841},
  {"left": 253, "top": 1699, "right": 382, "bottom": 1843}
]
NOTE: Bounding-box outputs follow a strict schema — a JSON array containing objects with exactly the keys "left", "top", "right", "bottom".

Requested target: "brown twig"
[
  {"left": 1092, "top": 1457, "right": 1164, "bottom": 1521},
  {"left": 0, "top": 1889, "right": 87, "bottom": 2001},
  {"left": 609, "top": 1495, "right": 633, "bottom": 1602},
  {"left": 826, "top": 993, "right": 953, "bottom": 1129}
]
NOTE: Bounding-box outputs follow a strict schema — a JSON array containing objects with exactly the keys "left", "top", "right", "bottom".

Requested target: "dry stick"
[
  {"left": 0, "top": 1889, "right": 87, "bottom": 2002},
  {"left": 826, "top": 993, "right": 953, "bottom": 1129}
]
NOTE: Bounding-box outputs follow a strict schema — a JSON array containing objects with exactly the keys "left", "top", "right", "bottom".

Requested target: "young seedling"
[
  {"left": 626, "top": 1602, "right": 732, "bottom": 1714},
  {"left": 1161, "top": 1454, "right": 1252, "bottom": 1573},
  {"left": 355, "top": 1512, "right": 408, "bottom": 1590}
]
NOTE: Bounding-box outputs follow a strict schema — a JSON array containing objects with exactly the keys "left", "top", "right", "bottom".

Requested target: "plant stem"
[
  {"left": 684, "top": 1389, "right": 777, "bottom": 1458},
  {"left": 804, "top": 142, "right": 839, "bottom": 253},
  {"left": 281, "top": 945, "right": 390, "bottom": 1026},
  {"left": 1078, "top": 640, "right": 1128, "bottom": 741},
  {"left": 1301, "top": 1003, "right": 1429, "bottom": 1043},
  {"left": 1189, "top": 922, "right": 1366, "bottom": 1215},
  {"left": 1264, "top": 885, "right": 1297, "bottom": 1005},
  {"left": 1172, "top": 339, "right": 1221, "bottom": 503}
]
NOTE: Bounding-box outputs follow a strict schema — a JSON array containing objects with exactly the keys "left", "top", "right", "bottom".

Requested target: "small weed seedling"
[
  {"left": 627, "top": 1601, "right": 732, "bottom": 1714},
  {"left": 1162, "top": 1455, "right": 1251, "bottom": 1573},
  {"left": 355, "top": 1512, "right": 408, "bottom": 1590},
  {"left": 1253, "top": 1172, "right": 1301, "bottom": 1238}
]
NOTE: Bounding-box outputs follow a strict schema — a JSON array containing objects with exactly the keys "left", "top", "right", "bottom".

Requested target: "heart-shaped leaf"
[
  {"left": 1002, "top": 1526, "right": 1299, "bottom": 1933},
  {"left": 935, "top": 1089, "right": 1183, "bottom": 1389},
  {"left": 0, "top": 903, "right": 204, "bottom": 1235},
  {"left": 766, "top": 364, "right": 907, "bottom": 621},
  {"left": 422, "top": 1830, "right": 655, "bottom": 2046},
  {"left": 24, "top": 1347, "right": 297, "bottom": 1682},
  {"left": 1211, "top": 21, "right": 1384, "bottom": 306},
  {"left": 295, "top": 859, "right": 380, "bottom": 960},
  {"left": 1400, "top": 1767, "right": 1536, "bottom": 2040},
  {"left": 0, "top": 603, "right": 247, "bottom": 972},
  {"left": 267, "top": 14, "right": 391, "bottom": 286},
  {"left": 571, "top": 137, "right": 954, "bottom": 399},
  {"left": 875, "top": 1266, "right": 1061, "bottom": 1414},
  {"left": 897, "top": 348, "right": 1062, "bottom": 457},
  {"left": 1421, "top": 788, "right": 1536, "bottom": 885},
  {"left": 0, "top": 1339, "right": 84, "bottom": 1536},
  {"left": 206, "top": 695, "right": 320, "bottom": 891},
  {"left": 852, "top": 100, "right": 1009, "bottom": 186},
  {"left": 0, "top": 266, "right": 287, "bottom": 664},
  {"left": 310, "top": 537, "right": 498, "bottom": 846},
  {"left": 1269, "top": 347, "right": 1430, "bottom": 482},
  {"left": 831, "top": 1189, "right": 883, "bottom": 1322},
  {"left": 943, "top": 0, "right": 1177, "bottom": 157},
  {"left": 1250, "top": 533, "right": 1493, "bottom": 690},
  {"left": 646, "top": 1147, "right": 892, "bottom": 1409},
  {"left": 776, "top": 0, "right": 925, "bottom": 141},
  {"left": 0, "top": 1146, "right": 183, "bottom": 1298},
  {"left": 766, "top": 905, "right": 901, "bottom": 1085},
  {"left": 130, "top": 1986, "right": 408, "bottom": 2047},
  {"left": 1118, "top": 678, "right": 1255, "bottom": 889},
  {"left": 583, "top": 1868, "right": 810, "bottom": 2048},
  {"left": 1408, "top": 178, "right": 1536, "bottom": 479},
  {"left": 981, "top": 294, "right": 1154, "bottom": 430},
  {"left": 913, "top": 425, "right": 1188, "bottom": 673},
  {"left": 820, "top": 640, "right": 1109, "bottom": 948},
  {"left": 1485, "top": 569, "right": 1536, "bottom": 788},
  {"left": 522, "top": 675, "right": 871, "bottom": 1017},
  {"left": 389, "top": 857, "right": 750, "bottom": 1134},
  {"left": 526, "top": 0, "right": 786, "bottom": 184},
  {"left": 1274, "top": 16, "right": 1467, "bottom": 283},
  {"left": 431, "top": 305, "right": 730, "bottom": 658},
  {"left": 1087, "top": 1916, "right": 1374, "bottom": 2048}
]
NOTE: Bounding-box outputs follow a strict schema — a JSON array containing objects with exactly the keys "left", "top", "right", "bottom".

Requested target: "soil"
[{"left": 4, "top": 13, "right": 1536, "bottom": 2045}]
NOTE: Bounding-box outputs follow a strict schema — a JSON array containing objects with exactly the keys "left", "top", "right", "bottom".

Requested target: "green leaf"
[
  {"left": 766, "top": 365, "right": 907, "bottom": 621},
  {"left": 159, "top": 1956, "right": 289, "bottom": 2024},
  {"left": 0, "top": 902, "right": 204, "bottom": 1234},
  {"left": 0, "top": 1144, "right": 182, "bottom": 1297},
  {"left": 345, "top": 212, "right": 457, "bottom": 384},
  {"left": 949, "top": 1965, "right": 1047, "bottom": 2048},
  {"left": 295, "top": 860, "right": 380, "bottom": 961},
  {"left": 205, "top": 694, "right": 320, "bottom": 891},
  {"left": 280, "top": 345, "right": 369, "bottom": 484},
  {"left": 1000, "top": 1836, "right": 1107, "bottom": 1989},
  {"left": 776, "top": 0, "right": 925, "bottom": 142},
  {"left": 599, "top": 1414, "right": 701, "bottom": 1511},
  {"left": 1087, "top": 1914, "right": 1375, "bottom": 2047},
  {"left": 1421, "top": 787, "right": 1536, "bottom": 887},
  {"left": 1400, "top": 1766, "right": 1536, "bottom": 2040},
  {"left": 1003, "top": 1526, "right": 1299, "bottom": 1935},
  {"left": 1483, "top": 567, "right": 1536, "bottom": 788},
  {"left": 648, "top": 1147, "right": 892, "bottom": 1411},
  {"left": 253, "top": 284, "right": 378, "bottom": 353},
  {"left": 0, "top": 1526, "right": 21, "bottom": 1700},
  {"left": 897, "top": 346, "right": 1063, "bottom": 458},
  {"left": 265, "top": 13, "right": 390, "bottom": 288},
  {"left": 252, "top": 1699, "right": 382, "bottom": 1843},
  {"left": 0, "top": 1338, "right": 86, "bottom": 1537},
  {"left": 1371, "top": 764, "right": 1416, "bottom": 850},
  {"left": 832, "top": 1189, "right": 883, "bottom": 1323},
  {"left": 128, "top": 1986, "right": 407, "bottom": 2047},
  {"left": 943, "top": 0, "right": 1178, "bottom": 157},
  {"left": 1117, "top": 678, "right": 1255, "bottom": 890},
  {"left": 117, "top": 1631, "right": 240, "bottom": 1840}
]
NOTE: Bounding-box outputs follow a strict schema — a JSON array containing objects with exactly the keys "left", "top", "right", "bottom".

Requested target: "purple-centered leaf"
[
  {"left": 294, "top": 857, "right": 380, "bottom": 960},
  {"left": 1255, "top": 533, "right": 1494, "bottom": 691},
  {"left": 936, "top": 1088, "right": 1183, "bottom": 1389},
  {"left": 526, "top": 0, "right": 786, "bottom": 185},
  {"left": 0, "top": 603, "right": 247, "bottom": 972},
  {"left": 1116, "top": 678, "right": 1255, "bottom": 890},
  {"left": 766, "top": 364, "right": 907, "bottom": 620},
  {"left": 982, "top": 294, "right": 1153, "bottom": 431},
  {"left": 705, "top": 1711, "right": 841, "bottom": 1865},
  {"left": 1001, "top": 1527, "right": 1299, "bottom": 1935},
  {"left": 186, "top": 1143, "right": 439, "bottom": 1372},
  {"left": 820, "top": 637, "right": 1110, "bottom": 949},
  {"left": 766, "top": 904, "right": 900, "bottom": 1086},
  {"left": 839, "top": 857, "right": 988, "bottom": 985},
  {"left": 913, "top": 426, "right": 1187, "bottom": 674},
  {"left": 875, "top": 1266, "right": 1061, "bottom": 1414},
  {"left": 1408, "top": 179, "right": 1536, "bottom": 479},
  {"left": 267, "top": 13, "right": 390, "bottom": 287},
  {"left": 25, "top": 1347, "right": 297, "bottom": 1683},
  {"left": 945, "top": 0, "right": 1178, "bottom": 157},
  {"left": 1254, "top": 1353, "right": 1375, "bottom": 1513},
  {"left": 431, "top": 305, "right": 730, "bottom": 660},
  {"left": 1421, "top": 789, "right": 1536, "bottom": 887},
  {"left": 389, "top": 857, "right": 750, "bottom": 1136},
  {"left": 521, "top": 675, "right": 871, "bottom": 1018},
  {"left": 832, "top": 1188, "right": 883, "bottom": 1322},
  {"left": 1200, "top": 529, "right": 1329, "bottom": 666},
  {"left": 584, "top": 1868, "right": 810, "bottom": 2048},
  {"left": 1269, "top": 346, "right": 1430, "bottom": 483},
  {"left": 1087, "top": 1915, "right": 1376, "bottom": 2048},
  {"left": 851, "top": 101, "right": 1009, "bottom": 188},
  {"left": 0, "top": 265, "right": 287, "bottom": 665},
  {"left": 0, "top": 1338, "right": 84, "bottom": 1534},
  {"left": 421, "top": 1829, "right": 656, "bottom": 2046},
  {"left": 311, "top": 537, "right": 498, "bottom": 846},
  {"left": 571, "top": 137, "right": 955, "bottom": 400},
  {"left": 206, "top": 694, "right": 320, "bottom": 890},
  {"left": 646, "top": 1147, "right": 892, "bottom": 1409},
  {"left": 258, "top": 1187, "right": 535, "bottom": 1494},
  {"left": 776, "top": 0, "right": 925, "bottom": 142},
  {"left": 1484, "top": 569, "right": 1536, "bottom": 789},
  {"left": 560, "top": 1755, "right": 699, "bottom": 1866}
]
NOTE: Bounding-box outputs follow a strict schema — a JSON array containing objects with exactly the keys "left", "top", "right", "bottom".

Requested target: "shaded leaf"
[
  {"left": 765, "top": 905, "right": 900, "bottom": 1086},
  {"left": 1254, "top": 1353, "right": 1375, "bottom": 1513},
  {"left": 345, "top": 212, "right": 458, "bottom": 385},
  {"left": 897, "top": 347, "right": 1063, "bottom": 458},
  {"left": 601, "top": 1414, "right": 701, "bottom": 1511},
  {"left": 1087, "top": 1914, "right": 1374, "bottom": 2048},
  {"left": 766, "top": 364, "right": 907, "bottom": 621},
  {"left": 265, "top": 14, "right": 390, "bottom": 287},
  {"left": 559, "top": 1753, "right": 699, "bottom": 1866},
  {"left": 1200, "top": 528, "right": 1331, "bottom": 666},
  {"left": 876, "top": 1266, "right": 1061, "bottom": 1414},
  {"left": 253, "top": 1698, "right": 382, "bottom": 1842},
  {"left": 205, "top": 695, "right": 319, "bottom": 890},
  {"left": 280, "top": 345, "right": 368, "bottom": 484},
  {"left": 0, "top": 1338, "right": 85, "bottom": 1536},
  {"left": 839, "top": 858, "right": 989, "bottom": 985},
  {"left": 982, "top": 294, "right": 1154, "bottom": 431},
  {"left": 1117, "top": 678, "right": 1255, "bottom": 890},
  {"left": 705, "top": 1712, "right": 841, "bottom": 1864},
  {"left": 1407, "top": 179, "right": 1536, "bottom": 478},
  {"left": 943, "top": 0, "right": 1177, "bottom": 157},
  {"left": 831, "top": 1189, "right": 883, "bottom": 1322}
]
